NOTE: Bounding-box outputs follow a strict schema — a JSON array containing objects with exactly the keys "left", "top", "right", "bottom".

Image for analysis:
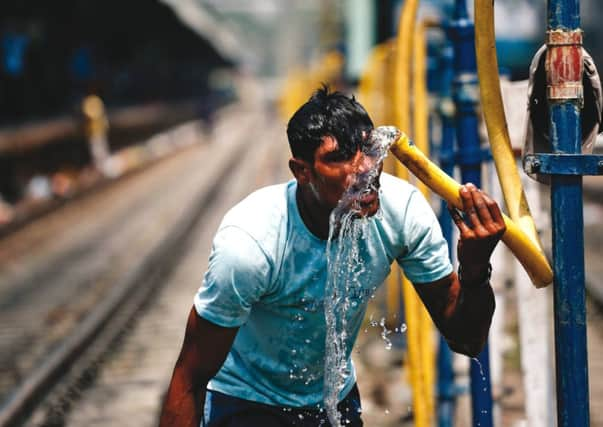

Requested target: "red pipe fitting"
[{"left": 545, "top": 29, "right": 584, "bottom": 106}]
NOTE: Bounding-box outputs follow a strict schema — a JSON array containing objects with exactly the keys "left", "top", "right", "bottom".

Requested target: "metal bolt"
[
  {"left": 598, "top": 160, "right": 603, "bottom": 171},
  {"left": 532, "top": 159, "right": 541, "bottom": 172},
  {"left": 525, "top": 157, "right": 541, "bottom": 174}
]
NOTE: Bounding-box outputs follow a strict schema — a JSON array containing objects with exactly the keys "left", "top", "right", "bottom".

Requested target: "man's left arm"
[{"left": 414, "top": 183, "right": 506, "bottom": 357}]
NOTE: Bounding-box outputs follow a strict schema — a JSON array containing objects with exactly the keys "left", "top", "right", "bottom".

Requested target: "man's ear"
[{"left": 289, "top": 157, "right": 312, "bottom": 185}]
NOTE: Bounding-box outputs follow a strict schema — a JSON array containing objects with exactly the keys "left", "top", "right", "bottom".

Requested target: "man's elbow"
[{"left": 446, "top": 337, "right": 487, "bottom": 358}]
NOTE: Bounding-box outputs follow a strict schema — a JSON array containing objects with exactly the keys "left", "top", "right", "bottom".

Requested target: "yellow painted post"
[
  {"left": 82, "top": 95, "right": 110, "bottom": 174},
  {"left": 358, "top": 41, "right": 404, "bottom": 326},
  {"left": 358, "top": 43, "right": 392, "bottom": 125},
  {"left": 393, "top": 0, "right": 418, "bottom": 180},
  {"left": 413, "top": 21, "right": 436, "bottom": 421},
  {"left": 277, "top": 51, "right": 345, "bottom": 121},
  {"left": 392, "top": 1, "right": 434, "bottom": 424}
]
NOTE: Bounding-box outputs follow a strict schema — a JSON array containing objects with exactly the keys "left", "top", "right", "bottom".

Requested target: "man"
[{"left": 159, "top": 87, "right": 505, "bottom": 426}]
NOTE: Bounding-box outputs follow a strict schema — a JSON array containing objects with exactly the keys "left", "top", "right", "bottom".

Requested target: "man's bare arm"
[
  {"left": 159, "top": 307, "right": 238, "bottom": 427},
  {"left": 414, "top": 183, "right": 505, "bottom": 357},
  {"left": 415, "top": 271, "right": 495, "bottom": 357}
]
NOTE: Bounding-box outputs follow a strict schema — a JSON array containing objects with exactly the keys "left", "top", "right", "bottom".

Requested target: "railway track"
[{"left": 0, "top": 103, "right": 270, "bottom": 427}]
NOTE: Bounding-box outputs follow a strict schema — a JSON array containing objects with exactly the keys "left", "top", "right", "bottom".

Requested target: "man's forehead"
[
  {"left": 320, "top": 131, "right": 369, "bottom": 150},
  {"left": 320, "top": 135, "right": 338, "bottom": 149}
]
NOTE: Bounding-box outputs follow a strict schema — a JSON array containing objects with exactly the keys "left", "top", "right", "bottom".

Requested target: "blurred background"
[{"left": 0, "top": 1, "right": 602, "bottom": 426}]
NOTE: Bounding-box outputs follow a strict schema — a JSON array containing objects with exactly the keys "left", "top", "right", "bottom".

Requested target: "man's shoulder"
[
  {"left": 223, "top": 181, "right": 291, "bottom": 220},
  {"left": 218, "top": 180, "right": 293, "bottom": 252},
  {"left": 379, "top": 172, "right": 419, "bottom": 206}
]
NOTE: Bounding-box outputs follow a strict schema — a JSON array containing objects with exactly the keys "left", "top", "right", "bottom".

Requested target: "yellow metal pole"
[
  {"left": 278, "top": 51, "right": 344, "bottom": 121},
  {"left": 474, "top": 0, "right": 552, "bottom": 288},
  {"left": 413, "top": 21, "right": 436, "bottom": 420},
  {"left": 390, "top": 132, "right": 554, "bottom": 287},
  {"left": 358, "top": 43, "right": 393, "bottom": 125},
  {"left": 358, "top": 42, "right": 404, "bottom": 326},
  {"left": 393, "top": 1, "right": 434, "bottom": 423},
  {"left": 393, "top": 0, "right": 419, "bottom": 181},
  {"left": 401, "top": 273, "right": 431, "bottom": 427}
]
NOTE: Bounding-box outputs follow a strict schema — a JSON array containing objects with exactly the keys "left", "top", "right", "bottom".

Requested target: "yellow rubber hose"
[
  {"left": 474, "top": 0, "right": 552, "bottom": 287},
  {"left": 390, "top": 133, "right": 554, "bottom": 287}
]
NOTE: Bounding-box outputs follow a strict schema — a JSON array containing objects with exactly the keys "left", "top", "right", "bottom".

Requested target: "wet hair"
[{"left": 286, "top": 85, "right": 374, "bottom": 163}]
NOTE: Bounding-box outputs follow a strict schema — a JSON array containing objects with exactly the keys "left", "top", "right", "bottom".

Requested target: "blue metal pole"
[
  {"left": 546, "top": 1, "right": 589, "bottom": 425},
  {"left": 435, "top": 42, "right": 458, "bottom": 427},
  {"left": 447, "top": 1, "right": 494, "bottom": 426}
]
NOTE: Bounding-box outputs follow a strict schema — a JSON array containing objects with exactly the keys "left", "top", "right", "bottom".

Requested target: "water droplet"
[{"left": 385, "top": 409, "right": 390, "bottom": 414}]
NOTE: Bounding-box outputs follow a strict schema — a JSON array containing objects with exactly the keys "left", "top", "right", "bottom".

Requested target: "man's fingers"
[
  {"left": 481, "top": 192, "right": 505, "bottom": 229},
  {"left": 448, "top": 204, "right": 472, "bottom": 236},
  {"left": 460, "top": 184, "right": 484, "bottom": 230},
  {"left": 471, "top": 188, "right": 494, "bottom": 226}
]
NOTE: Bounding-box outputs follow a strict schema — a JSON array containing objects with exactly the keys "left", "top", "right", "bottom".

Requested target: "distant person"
[{"left": 159, "top": 87, "right": 505, "bottom": 426}]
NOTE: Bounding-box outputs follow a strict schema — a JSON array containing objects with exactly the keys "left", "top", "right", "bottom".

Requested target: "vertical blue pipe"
[
  {"left": 447, "top": 1, "right": 494, "bottom": 426},
  {"left": 547, "top": 1, "right": 589, "bottom": 425},
  {"left": 436, "top": 42, "right": 457, "bottom": 427}
]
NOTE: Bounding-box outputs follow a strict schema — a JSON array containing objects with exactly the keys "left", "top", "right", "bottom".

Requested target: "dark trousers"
[{"left": 203, "top": 384, "right": 363, "bottom": 426}]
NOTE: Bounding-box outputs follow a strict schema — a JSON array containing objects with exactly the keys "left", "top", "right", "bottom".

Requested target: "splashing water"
[
  {"left": 323, "top": 126, "right": 400, "bottom": 426},
  {"left": 379, "top": 317, "right": 393, "bottom": 350}
]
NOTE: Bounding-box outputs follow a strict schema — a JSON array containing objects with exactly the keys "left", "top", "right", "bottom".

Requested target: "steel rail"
[{"left": 0, "top": 121, "right": 253, "bottom": 427}]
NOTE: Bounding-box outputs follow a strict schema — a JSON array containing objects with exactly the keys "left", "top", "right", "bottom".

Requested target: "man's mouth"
[{"left": 358, "top": 190, "right": 378, "bottom": 206}]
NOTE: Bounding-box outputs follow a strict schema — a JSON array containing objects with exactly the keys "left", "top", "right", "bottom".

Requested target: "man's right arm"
[{"left": 159, "top": 306, "right": 238, "bottom": 427}]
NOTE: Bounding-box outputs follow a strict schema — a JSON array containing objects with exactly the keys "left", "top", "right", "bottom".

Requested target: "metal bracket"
[
  {"left": 439, "top": 147, "right": 492, "bottom": 166},
  {"left": 523, "top": 154, "right": 603, "bottom": 175}
]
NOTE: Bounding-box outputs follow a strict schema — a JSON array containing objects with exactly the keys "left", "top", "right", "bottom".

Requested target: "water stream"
[{"left": 322, "top": 126, "right": 400, "bottom": 426}]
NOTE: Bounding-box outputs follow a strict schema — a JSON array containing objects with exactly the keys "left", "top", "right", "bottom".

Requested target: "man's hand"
[{"left": 448, "top": 183, "right": 506, "bottom": 284}]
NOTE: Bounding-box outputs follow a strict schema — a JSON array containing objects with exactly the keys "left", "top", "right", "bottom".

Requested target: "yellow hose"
[
  {"left": 474, "top": 0, "right": 552, "bottom": 287},
  {"left": 390, "top": 133, "right": 554, "bottom": 287}
]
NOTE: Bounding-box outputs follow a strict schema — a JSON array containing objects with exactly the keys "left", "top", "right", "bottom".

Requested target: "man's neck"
[{"left": 296, "top": 185, "right": 331, "bottom": 240}]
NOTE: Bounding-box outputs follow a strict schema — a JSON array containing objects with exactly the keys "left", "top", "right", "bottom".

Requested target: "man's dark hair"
[{"left": 286, "top": 85, "right": 374, "bottom": 162}]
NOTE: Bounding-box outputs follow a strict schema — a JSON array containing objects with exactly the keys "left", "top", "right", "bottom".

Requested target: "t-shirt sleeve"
[
  {"left": 194, "top": 226, "right": 272, "bottom": 328},
  {"left": 396, "top": 190, "right": 453, "bottom": 284}
]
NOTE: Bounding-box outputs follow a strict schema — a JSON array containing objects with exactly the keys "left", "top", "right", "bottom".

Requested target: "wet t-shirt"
[{"left": 194, "top": 173, "right": 452, "bottom": 407}]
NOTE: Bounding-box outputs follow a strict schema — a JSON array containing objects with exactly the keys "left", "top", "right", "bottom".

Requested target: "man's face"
[{"left": 307, "top": 134, "right": 383, "bottom": 218}]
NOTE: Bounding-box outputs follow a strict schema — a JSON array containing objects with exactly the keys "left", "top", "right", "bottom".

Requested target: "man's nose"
[{"left": 354, "top": 151, "right": 375, "bottom": 175}]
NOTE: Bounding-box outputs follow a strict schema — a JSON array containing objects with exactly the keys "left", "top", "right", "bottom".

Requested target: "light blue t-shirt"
[{"left": 194, "top": 173, "right": 452, "bottom": 407}]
